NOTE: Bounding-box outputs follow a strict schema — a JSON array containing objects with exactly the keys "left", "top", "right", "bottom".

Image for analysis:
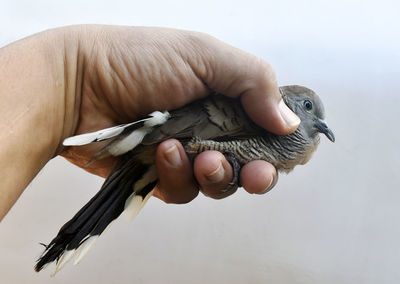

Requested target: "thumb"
[{"left": 186, "top": 33, "right": 300, "bottom": 135}]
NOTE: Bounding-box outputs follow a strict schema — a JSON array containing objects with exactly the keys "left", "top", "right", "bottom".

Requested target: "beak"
[{"left": 315, "top": 119, "right": 335, "bottom": 142}]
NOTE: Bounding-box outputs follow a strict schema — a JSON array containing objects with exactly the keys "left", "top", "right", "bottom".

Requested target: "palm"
[{"left": 60, "top": 30, "right": 209, "bottom": 177}]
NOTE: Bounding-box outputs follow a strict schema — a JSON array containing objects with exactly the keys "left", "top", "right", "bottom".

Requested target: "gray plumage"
[{"left": 35, "top": 85, "right": 334, "bottom": 274}]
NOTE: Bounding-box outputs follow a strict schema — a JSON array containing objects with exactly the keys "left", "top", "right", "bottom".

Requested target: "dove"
[{"left": 34, "top": 85, "right": 334, "bottom": 274}]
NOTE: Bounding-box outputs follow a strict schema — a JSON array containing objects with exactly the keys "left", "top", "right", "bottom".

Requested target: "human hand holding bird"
[
  {"left": 0, "top": 24, "right": 334, "bottom": 274},
  {"left": 56, "top": 26, "right": 301, "bottom": 204}
]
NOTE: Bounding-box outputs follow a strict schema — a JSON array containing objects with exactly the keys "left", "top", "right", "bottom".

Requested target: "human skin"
[{"left": 0, "top": 25, "right": 300, "bottom": 220}]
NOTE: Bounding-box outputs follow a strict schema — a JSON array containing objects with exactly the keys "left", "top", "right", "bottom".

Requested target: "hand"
[
  {"left": 57, "top": 25, "right": 300, "bottom": 203},
  {"left": 0, "top": 25, "right": 300, "bottom": 218}
]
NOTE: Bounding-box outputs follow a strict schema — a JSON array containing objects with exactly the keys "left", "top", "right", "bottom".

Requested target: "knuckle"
[{"left": 249, "top": 57, "right": 277, "bottom": 88}]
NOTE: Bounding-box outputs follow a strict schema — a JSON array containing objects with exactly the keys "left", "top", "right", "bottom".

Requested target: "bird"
[{"left": 34, "top": 85, "right": 335, "bottom": 274}]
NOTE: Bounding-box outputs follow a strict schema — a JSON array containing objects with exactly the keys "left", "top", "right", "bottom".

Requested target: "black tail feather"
[{"left": 35, "top": 154, "right": 151, "bottom": 272}]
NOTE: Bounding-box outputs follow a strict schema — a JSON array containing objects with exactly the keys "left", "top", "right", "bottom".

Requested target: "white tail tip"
[
  {"left": 73, "top": 236, "right": 99, "bottom": 266},
  {"left": 52, "top": 249, "right": 75, "bottom": 276},
  {"left": 125, "top": 190, "right": 154, "bottom": 222}
]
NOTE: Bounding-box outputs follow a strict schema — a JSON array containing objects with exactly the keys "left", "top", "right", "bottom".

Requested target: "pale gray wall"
[{"left": 1, "top": 0, "right": 399, "bottom": 283}]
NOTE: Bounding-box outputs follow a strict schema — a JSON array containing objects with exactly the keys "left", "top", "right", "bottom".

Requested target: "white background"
[{"left": 1, "top": 0, "right": 399, "bottom": 283}]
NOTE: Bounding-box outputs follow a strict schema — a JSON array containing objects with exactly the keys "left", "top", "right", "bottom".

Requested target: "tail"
[{"left": 34, "top": 155, "right": 157, "bottom": 274}]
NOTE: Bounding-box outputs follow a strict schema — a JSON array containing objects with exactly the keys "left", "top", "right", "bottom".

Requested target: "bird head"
[{"left": 280, "top": 85, "right": 335, "bottom": 142}]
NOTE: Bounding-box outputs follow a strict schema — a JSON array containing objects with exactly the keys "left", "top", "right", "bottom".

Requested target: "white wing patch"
[
  {"left": 145, "top": 111, "right": 170, "bottom": 127},
  {"left": 105, "top": 111, "right": 170, "bottom": 157},
  {"left": 62, "top": 111, "right": 170, "bottom": 147},
  {"left": 108, "top": 128, "right": 149, "bottom": 156}
]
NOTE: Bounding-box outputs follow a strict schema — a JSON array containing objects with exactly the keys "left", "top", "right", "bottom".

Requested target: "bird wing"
[
  {"left": 63, "top": 95, "right": 264, "bottom": 164},
  {"left": 142, "top": 95, "right": 264, "bottom": 144}
]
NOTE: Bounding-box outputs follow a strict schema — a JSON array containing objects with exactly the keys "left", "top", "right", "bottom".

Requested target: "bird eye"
[{"left": 303, "top": 100, "right": 313, "bottom": 111}]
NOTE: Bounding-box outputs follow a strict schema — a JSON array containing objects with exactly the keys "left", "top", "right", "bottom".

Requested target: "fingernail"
[
  {"left": 258, "top": 173, "right": 277, "bottom": 195},
  {"left": 206, "top": 161, "right": 224, "bottom": 183},
  {"left": 279, "top": 100, "right": 301, "bottom": 129},
  {"left": 164, "top": 144, "right": 182, "bottom": 167}
]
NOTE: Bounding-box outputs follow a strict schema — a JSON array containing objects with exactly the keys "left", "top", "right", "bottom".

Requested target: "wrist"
[{"left": 0, "top": 28, "right": 74, "bottom": 218}]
